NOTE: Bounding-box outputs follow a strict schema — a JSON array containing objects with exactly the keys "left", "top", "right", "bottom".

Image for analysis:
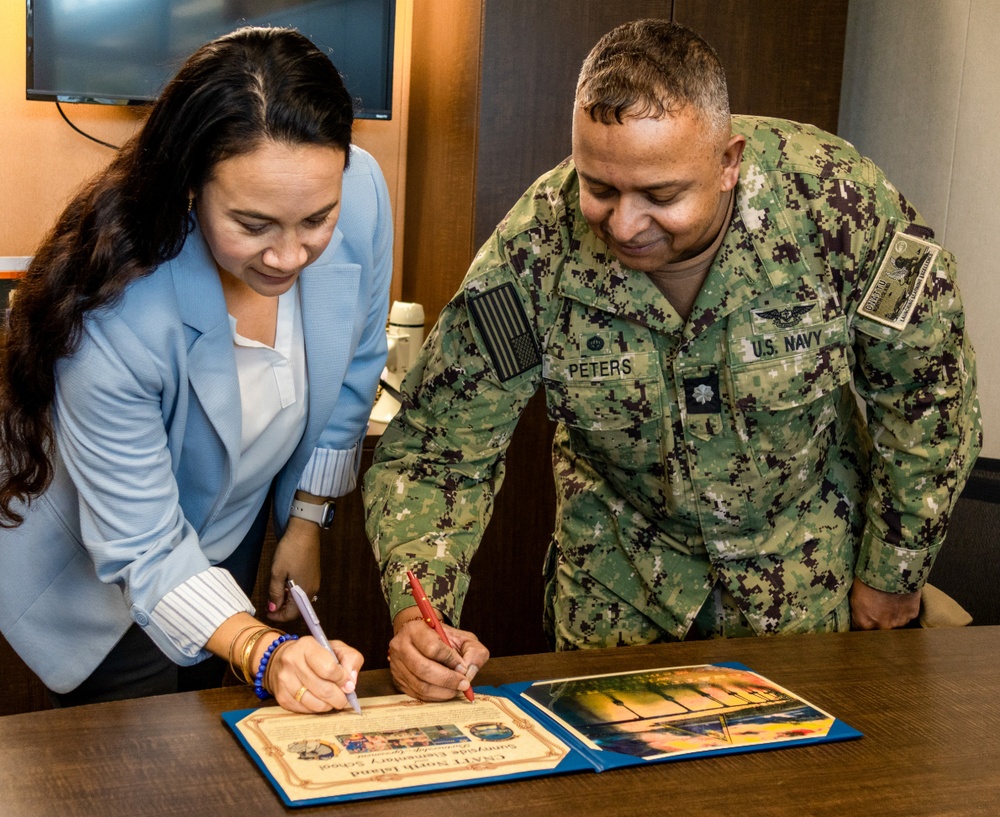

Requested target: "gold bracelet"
[
  {"left": 237, "top": 627, "right": 269, "bottom": 685},
  {"left": 262, "top": 637, "right": 297, "bottom": 696},
  {"left": 244, "top": 628, "right": 281, "bottom": 686},
  {"left": 241, "top": 627, "right": 281, "bottom": 686},
  {"left": 227, "top": 625, "right": 262, "bottom": 683}
]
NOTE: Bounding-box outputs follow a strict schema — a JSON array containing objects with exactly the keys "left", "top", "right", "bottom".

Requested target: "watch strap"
[{"left": 289, "top": 497, "right": 335, "bottom": 528}]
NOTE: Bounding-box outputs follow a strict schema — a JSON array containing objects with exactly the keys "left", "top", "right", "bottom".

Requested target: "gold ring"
[{"left": 294, "top": 685, "right": 309, "bottom": 703}]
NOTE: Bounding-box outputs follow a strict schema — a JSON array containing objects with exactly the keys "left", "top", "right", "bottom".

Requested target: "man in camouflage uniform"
[{"left": 364, "top": 20, "right": 981, "bottom": 700}]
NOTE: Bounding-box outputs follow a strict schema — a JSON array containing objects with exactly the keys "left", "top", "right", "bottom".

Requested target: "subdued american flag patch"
[{"left": 468, "top": 283, "right": 541, "bottom": 381}]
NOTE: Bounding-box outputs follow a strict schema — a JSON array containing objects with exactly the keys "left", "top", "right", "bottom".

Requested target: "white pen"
[{"left": 286, "top": 579, "right": 362, "bottom": 714}]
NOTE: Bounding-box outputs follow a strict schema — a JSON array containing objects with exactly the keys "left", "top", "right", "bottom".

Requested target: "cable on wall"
[{"left": 55, "top": 102, "right": 120, "bottom": 150}]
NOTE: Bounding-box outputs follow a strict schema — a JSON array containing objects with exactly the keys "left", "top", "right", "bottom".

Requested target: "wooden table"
[{"left": 1, "top": 627, "right": 998, "bottom": 816}]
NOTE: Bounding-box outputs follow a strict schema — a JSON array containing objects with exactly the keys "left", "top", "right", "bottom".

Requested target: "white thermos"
[{"left": 370, "top": 301, "right": 425, "bottom": 424}]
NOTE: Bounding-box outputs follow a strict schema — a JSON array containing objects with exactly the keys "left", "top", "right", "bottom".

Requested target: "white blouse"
[{"left": 151, "top": 283, "right": 309, "bottom": 658}]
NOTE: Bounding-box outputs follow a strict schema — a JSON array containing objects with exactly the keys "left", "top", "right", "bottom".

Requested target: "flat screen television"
[{"left": 26, "top": 0, "right": 396, "bottom": 120}]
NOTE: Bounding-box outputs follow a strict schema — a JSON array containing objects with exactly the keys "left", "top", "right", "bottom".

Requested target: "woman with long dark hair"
[{"left": 0, "top": 26, "right": 391, "bottom": 710}]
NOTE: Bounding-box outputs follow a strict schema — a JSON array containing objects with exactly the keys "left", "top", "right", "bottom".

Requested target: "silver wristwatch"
[{"left": 289, "top": 497, "right": 336, "bottom": 529}]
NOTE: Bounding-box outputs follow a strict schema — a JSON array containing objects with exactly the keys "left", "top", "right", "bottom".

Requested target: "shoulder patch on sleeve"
[
  {"left": 467, "top": 282, "right": 541, "bottom": 381},
  {"left": 858, "top": 231, "right": 939, "bottom": 330}
]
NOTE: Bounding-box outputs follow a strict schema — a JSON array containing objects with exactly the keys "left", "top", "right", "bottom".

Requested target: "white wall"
[{"left": 839, "top": 0, "right": 997, "bottom": 459}]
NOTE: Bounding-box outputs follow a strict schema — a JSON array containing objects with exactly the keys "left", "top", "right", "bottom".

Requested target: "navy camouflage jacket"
[{"left": 365, "top": 116, "right": 981, "bottom": 638}]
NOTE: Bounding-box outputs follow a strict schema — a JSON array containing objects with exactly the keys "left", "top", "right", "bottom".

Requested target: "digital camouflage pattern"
[{"left": 364, "top": 116, "right": 982, "bottom": 648}]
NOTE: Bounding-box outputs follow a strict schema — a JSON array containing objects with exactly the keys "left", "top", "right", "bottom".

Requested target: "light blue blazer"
[{"left": 0, "top": 146, "right": 392, "bottom": 693}]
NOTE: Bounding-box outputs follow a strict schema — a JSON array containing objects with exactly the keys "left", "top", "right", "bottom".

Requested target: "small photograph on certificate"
[{"left": 519, "top": 664, "right": 838, "bottom": 760}]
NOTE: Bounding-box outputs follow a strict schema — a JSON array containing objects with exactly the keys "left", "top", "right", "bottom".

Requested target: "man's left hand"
[{"left": 850, "top": 577, "right": 921, "bottom": 630}]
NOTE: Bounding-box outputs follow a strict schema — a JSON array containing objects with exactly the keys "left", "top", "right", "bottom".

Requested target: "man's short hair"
[{"left": 576, "top": 19, "right": 730, "bottom": 134}]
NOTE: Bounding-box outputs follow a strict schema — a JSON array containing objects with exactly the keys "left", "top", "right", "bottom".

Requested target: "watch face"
[{"left": 321, "top": 502, "right": 336, "bottom": 528}]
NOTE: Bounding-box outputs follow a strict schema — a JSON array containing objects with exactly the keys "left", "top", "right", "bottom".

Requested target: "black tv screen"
[{"left": 26, "top": 0, "right": 396, "bottom": 119}]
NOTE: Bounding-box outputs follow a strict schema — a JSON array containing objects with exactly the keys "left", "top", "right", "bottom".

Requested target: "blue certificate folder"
[{"left": 222, "top": 662, "right": 862, "bottom": 808}]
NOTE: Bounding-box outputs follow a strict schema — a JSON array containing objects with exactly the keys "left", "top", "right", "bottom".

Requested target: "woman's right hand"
[
  {"left": 386, "top": 609, "right": 489, "bottom": 701},
  {"left": 265, "top": 635, "right": 363, "bottom": 713}
]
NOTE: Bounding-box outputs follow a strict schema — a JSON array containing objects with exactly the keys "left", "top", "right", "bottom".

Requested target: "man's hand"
[
  {"left": 387, "top": 608, "right": 489, "bottom": 701},
  {"left": 267, "top": 516, "right": 321, "bottom": 622},
  {"left": 850, "top": 577, "right": 921, "bottom": 630}
]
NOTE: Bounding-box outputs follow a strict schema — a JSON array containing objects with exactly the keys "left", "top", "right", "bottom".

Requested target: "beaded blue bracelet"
[{"left": 254, "top": 633, "right": 299, "bottom": 700}]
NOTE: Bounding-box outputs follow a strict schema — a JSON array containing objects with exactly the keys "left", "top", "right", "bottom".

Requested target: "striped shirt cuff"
[
  {"left": 296, "top": 439, "right": 364, "bottom": 497},
  {"left": 150, "top": 568, "right": 255, "bottom": 659}
]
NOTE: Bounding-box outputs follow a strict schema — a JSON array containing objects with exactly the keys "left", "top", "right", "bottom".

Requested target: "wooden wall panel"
[
  {"left": 400, "top": 0, "right": 484, "bottom": 321},
  {"left": 474, "top": 0, "right": 674, "bottom": 247},
  {"left": 675, "top": 0, "right": 849, "bottom": 133}
]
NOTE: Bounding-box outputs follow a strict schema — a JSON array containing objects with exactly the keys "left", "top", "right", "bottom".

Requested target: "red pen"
[{"left": 406, "top": 570, "right": 475, "bottom": 701}]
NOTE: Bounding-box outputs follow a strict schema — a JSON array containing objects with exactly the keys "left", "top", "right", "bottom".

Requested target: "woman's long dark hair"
[{"left": 0, "top": 26, "right": 354, "bottom": 526}]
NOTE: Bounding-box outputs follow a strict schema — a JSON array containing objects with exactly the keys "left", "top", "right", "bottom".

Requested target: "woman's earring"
[{"left": 187, "top": 197, "right": 194, "bottom": 213}]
